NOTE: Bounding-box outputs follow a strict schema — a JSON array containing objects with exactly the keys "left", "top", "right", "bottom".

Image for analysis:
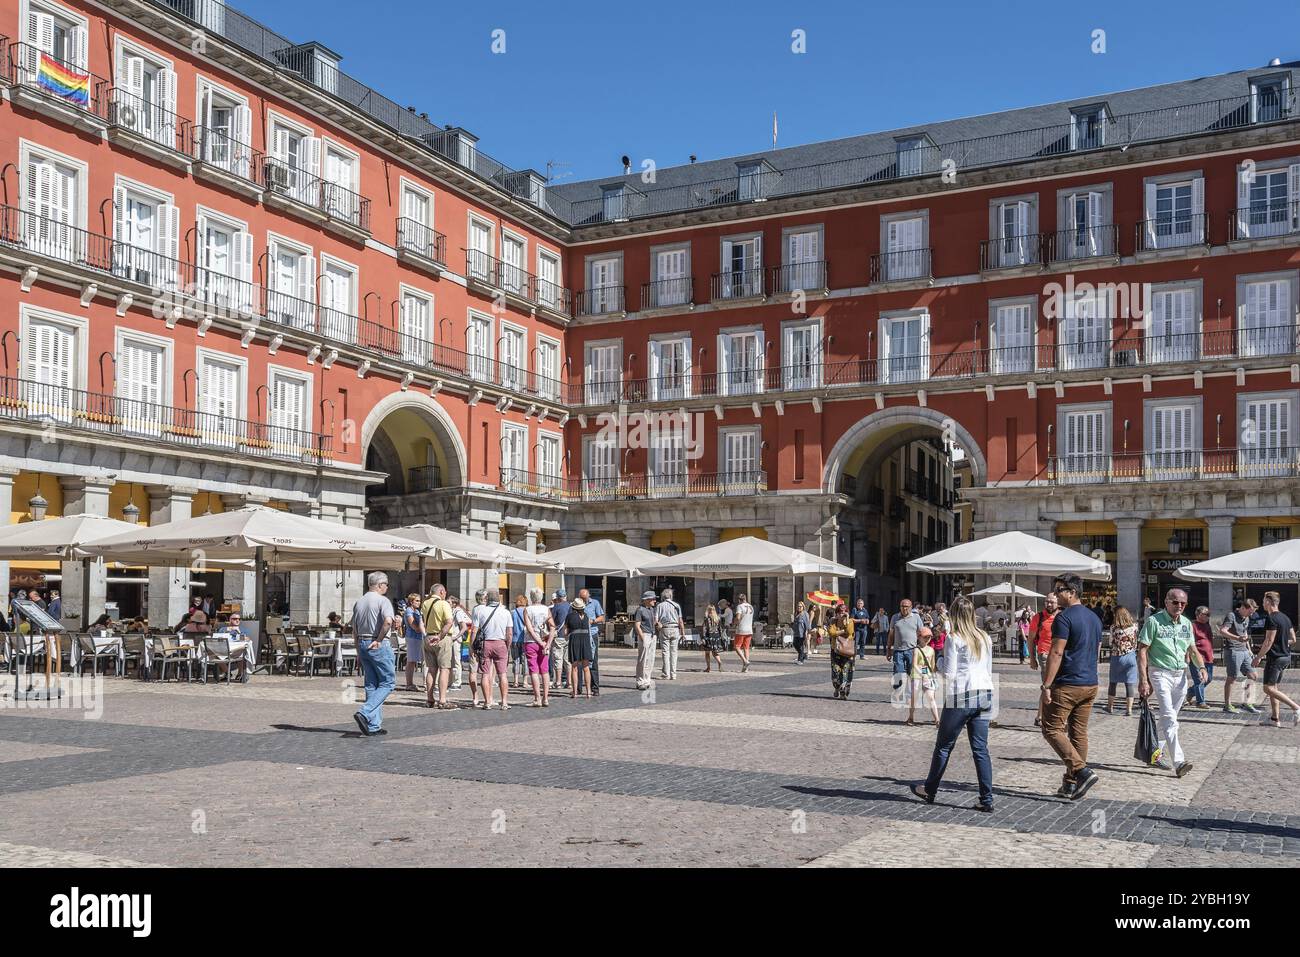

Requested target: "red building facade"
[{"left": 2, "top": 0, "right": 1298, "bottom": 623}]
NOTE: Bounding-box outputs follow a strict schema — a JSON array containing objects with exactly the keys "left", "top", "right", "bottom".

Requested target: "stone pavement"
[{"left": 0, "top": 649, "right": 1298, "bottom": 867}]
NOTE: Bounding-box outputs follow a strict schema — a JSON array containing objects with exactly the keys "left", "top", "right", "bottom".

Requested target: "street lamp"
[{"left": 28, "top": 490, "right": 47, "bottom": 522}]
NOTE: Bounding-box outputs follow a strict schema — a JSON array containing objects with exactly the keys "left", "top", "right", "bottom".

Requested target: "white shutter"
[
  {"left": 295, "top": 253, "right": 315, "bottom": 304},
  {"left": 1290, "top": 164, "right": 1300, "bottom": 231},
  {"left": 1014, "top": 201, "right": 1029, "bottom": 260},
  {"left": 1087, "top": 192, "right": 1103, "bottom": 255},
  {"left": 231, "top": 230, "right": 253, "bottom": 313},
  {"left": 1144, "top": 182, "right": 1158, "bottom": 246},
  {"left": 112, "top": 184, "right": 127, "bottom": 243},
  {"left": 126, "top": 56, "right": 145, "bottom": 99},
  {"left": 1237, "top": 163, "right": 1254, "bottom": 238},
  {"left": 28, "top": 11, "right": 55, "bottom": 54},
  {"left": 73, "top": 25, "right": 87, "bottom": 70},
  {"left": 1191, "top": 178, "right": 1205, "bottom": 242},
  {"left": 158, "top": 203, "right": 179, "bottom": 287}
]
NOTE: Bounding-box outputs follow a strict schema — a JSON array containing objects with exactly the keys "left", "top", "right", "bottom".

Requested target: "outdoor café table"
[{"left": 69, "top": 633, "right": 123, "bottom": 671}]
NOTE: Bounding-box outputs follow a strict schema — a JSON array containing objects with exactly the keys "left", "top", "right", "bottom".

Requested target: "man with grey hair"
[
  {"left": 472, "top": 587, "right": 512, "bottom": 710},
  {"left": 578, "top": 587, "right": 604, "bottom": 695},
  {"left": 353, "top": 571, "right": 396, "bottom": 736},
  {"left": 1138, "top": 587, "right": 1206, "bottom": 777},
  {"left": 421, "top": 583, "right": 456, "bottom": 710},
  {"left": 656, "top": 586, "right": 683, "bottom": 680}
]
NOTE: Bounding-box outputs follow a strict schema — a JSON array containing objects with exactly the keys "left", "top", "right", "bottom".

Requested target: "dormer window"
[
  {"left": 895, "top": 136, "right": 932, "bottom": 177},
  {"left": 1070, "top": 105, "right": 1108, "bottom": 150},
  {"left": 737, "top": 160, "right": 775, "bottom": 201},
  {"left": 1250, "top": 74, "right": 1291, "bottom": 123},
  {"left": 602, "top": 184, "right": 627, "bottom": 222}
]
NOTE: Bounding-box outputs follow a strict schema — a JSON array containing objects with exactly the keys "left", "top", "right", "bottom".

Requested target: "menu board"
[{"left": 11, "top": 598, "right": 64, "bottom": 632}]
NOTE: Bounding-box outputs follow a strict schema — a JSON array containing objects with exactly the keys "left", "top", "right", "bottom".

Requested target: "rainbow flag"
[{"left": 36, "top": 53, "right": 89, "bottom": 107}]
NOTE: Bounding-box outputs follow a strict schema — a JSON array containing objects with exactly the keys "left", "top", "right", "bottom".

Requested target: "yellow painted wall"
[
  {"left": 650, "top": 529, "right": 695, "bottom": 551},
  {"left": 720, "top": 527, "right": 767, "bottom": 542}
]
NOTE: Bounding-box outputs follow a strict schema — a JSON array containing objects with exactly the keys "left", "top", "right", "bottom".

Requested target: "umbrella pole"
[
  {"left": 419, "top": 556, "right": 426, "bottom": 596},
  {"left": 254, "top": 545, "right": 266, "bottom": 650}
]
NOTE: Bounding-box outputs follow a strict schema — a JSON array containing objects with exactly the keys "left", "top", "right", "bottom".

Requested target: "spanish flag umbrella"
[{"left": 806, "top": 589, "right": 839, "bottom": 607}]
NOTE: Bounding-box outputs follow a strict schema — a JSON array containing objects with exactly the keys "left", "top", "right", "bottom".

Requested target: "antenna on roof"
[{"left": 545, "top": 160, "right": 572, "bottom": 185}]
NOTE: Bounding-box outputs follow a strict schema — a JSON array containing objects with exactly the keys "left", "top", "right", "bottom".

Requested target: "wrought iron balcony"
[
  {"left": 462, "top": 250, "right": 572, "bottom": 316},
  {"left": 396, "top": 217, "right": 447, "bottom": 266},
  {"left": 979, "top": 232, "right": 1046, "bottom": 271},
  {"left": 261, "top": 156, "right": 371, "bottom": 234},
  {"left": 106, "top": 86, "right": 190, "bottom": 157},
  {"left": 498, "top": 468, "right": 768, "bottom": 502},
  {"left": 1230, "top": 200, "right": 1300, "bottom": 241},
  {"left": 870, "top": 247, "right": 932, "bottom": 283},
  {"left": 1135, "top": 212, "right": 1209, "bottom": 252},
  {"left": 711, "top": 267, "right": 766, "bottom": 302},
  {"left": 5, "top": 43, "right": 110, "bottom": 126},
  {"left": 187, "top": 124, "right": 263, "bottom": 188},
  {"left": 769, "top": 260, "right": 828, "bottom": 293},
  {"left": 0, "top": 375, "right": 330, "bottom": 462},
  {"left": 407, "top": 465, "right": 443, "bottom": 493},
  {"left": 1047, "top": 448, "right": 1300, "bottom": 484},
  {"left": 576, "top": 285, "right": 625, "bottom": 317},
  {"left": 641, "top": 276, "right": 694, "bottom": 310},
  {"left": 1047, "top": 224, "right": 1119, "bottom": 262}
]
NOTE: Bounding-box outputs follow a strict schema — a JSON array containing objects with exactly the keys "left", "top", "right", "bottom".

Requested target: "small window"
[
  {"left": 1252, "top": 77, "right": 1290, "bottom": 123},
  {"left": 1071, "top": 106, "right": 1107, "bottom": 150},
  {"left": 895, "top": 136, "right": 930, "bottom": 177},
  {"left": 737, "top": 162, "right": 767, "bottom": 200},
  {"left": 602, "top": 185, "right": 627, "bottom": 222}
]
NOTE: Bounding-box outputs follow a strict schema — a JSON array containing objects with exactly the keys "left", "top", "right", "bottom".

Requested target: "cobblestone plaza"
[{"left": 1, "top": 649, "right": 1297, "bottom": 867}]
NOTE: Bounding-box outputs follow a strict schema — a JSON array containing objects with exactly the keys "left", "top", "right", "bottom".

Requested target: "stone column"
[
  {"left": 625, "top": 529, "right": 651, "bottom": 606},
  {"left": 0, "top": 469, "right": 18, "bottom": 620},
  {"left": 60, "top": 477, "right": 113, "bottom": 627},
  {"left": 546, "top": 528, "right": 582, "bottom": 601},
  {"left": 1114, "top": 517, "right": 1144, "bottom": 613},
  {"left": 691, "top": 527, "right": 720, "bottom": 620},
  {"left": 220, "top": 494, "right": 262, "bottom": 614},
  {"left": 1205, "top": 515, "right": 1235, "bottom": 614},
  {"left": 338, "top": 505, "right": 367, "bottom": 611},
  {"left": 146, "top": 486, "right": 194, "bottom": 628},
  {"left": 288, "top": 500, "right": 328, "bottom": 624},
  {"left": 506, "top": 525, "right": 536, "bottom": 601}
]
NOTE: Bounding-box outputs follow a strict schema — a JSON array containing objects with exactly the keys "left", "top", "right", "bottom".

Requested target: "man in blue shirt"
[
  {"left": 1039, "top": 574, "right": 1102, "bottom": 800},
  {"left": 578, "top": 587, "right": 604, "bottom": 695},
  {"left": 550, "top": 589, "right": 572, "bottom": 689},
  {"left": 851, "top": 598, "right": 871, "bottom": 659}
]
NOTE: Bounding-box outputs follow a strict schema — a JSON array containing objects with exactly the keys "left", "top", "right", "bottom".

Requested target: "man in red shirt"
[{"left": 1027, "top": 593, "right": 1059, "bottom": 727}]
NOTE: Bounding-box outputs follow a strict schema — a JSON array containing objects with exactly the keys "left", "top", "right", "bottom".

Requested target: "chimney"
[{"left": 621, "top": 155, "right": 631, "bottom": 175}]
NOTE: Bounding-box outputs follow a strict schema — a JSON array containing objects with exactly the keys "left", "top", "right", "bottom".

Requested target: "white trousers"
[
  {"left": 635, "top": 633, "right": 655, "bottom": 687},
  {"left": 659, "top": 636, "right": 680, "bottom": 678},
  {"left": 1151, "top": 666, "right": 1189, "bottom": 767}
]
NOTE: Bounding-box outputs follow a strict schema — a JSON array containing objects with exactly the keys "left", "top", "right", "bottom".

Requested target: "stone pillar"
[
  {"left": 338, "top": 505, "right": 367, "bottom": 612},
  {"left": 288, "top": 500, "right": 328, "bottom": 625},
  {"left": 146, "top": 486, "right": 194, "bottom": 628},
  {"left": 1205, "top": 515, "right": 1235, "bottom": 614},
  {"left": 546, "top": 528, "right": 582, "bottom": 601},
  {"left": 60, "top": 477, "right": 113, "bottom": 627},
  {"left": 1114, "top": 517, "right": 1144, "bottom": 613},
  {"left": 506, "top": 525, "right": 536, "bottom": 602},
  {"left": 220, "top": 494, "right": 262, "bottom": 614},
  {"left": 692, "top": 527, "right": 720, "bottom": 620},
  {"left": 625, "top": 528, "right": 651, "bottom": 606},
  {"left": 0, "top": 469, "right": 18, "bottom": 620}
]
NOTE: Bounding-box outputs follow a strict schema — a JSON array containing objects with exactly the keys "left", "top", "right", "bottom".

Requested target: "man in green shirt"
[{"left": 1137, "top": 587, "right": 1207, "bottom": 778}]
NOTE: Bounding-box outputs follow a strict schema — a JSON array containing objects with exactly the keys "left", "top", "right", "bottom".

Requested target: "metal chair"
[
  {"left": 121, "top": 635, "right": 149, "bottom": 679},
  {"left": 200, "top": 637, "right": 234, "bottom": 683},
  {"left": 270, "top": 632, "right": 302, "bottom": 675},
  {"left": 153, "top": 634, "right": 193, "bottom": 682},
  {"left": 76, "top": 634, "right": 120, "bottom": 677}
]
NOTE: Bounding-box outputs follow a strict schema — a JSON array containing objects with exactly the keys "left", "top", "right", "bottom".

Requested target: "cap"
[
  {"left": 641, "top": 590, "right": 657, "bottom": 601},
  {"left": 555, "top": 588, "right": 567, "bottom": 598}
]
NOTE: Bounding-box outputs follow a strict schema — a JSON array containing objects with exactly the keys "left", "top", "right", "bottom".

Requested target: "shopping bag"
[{"left": 1134, "top": 698, "right": 1163, "bottom": 766}]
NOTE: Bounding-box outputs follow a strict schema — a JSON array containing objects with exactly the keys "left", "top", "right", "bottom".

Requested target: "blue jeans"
[
  {"left": 357, "top": 641, "right": 396, "bottom": 732},
  {"left": 891, "top": 649, "right": 912, "bottom": 689},
  {"left": 923, "top": 695, "right": 994, "bottom": 807},
  {"left": 874, "top": 629, "right": 886, "bottom": 654},
  {"left": 854, "top": 626, "right": 869, "bottom": 657},
  {"left": 1189, "top": 661, "right": 1214, "bottom": 704}
]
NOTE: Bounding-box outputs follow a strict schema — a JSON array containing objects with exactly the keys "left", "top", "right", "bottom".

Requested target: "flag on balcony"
[{"left": 37, "top": 53, "right": 90, "bottom": 107}]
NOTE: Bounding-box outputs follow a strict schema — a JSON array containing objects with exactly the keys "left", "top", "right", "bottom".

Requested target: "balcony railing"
[
  {"left": 187, "top": 124, "right": 262, "bottom": 183},
  {"left": 6, "top": 43, "right": 109, "bottom": 122},
  {"left": 1230, "top": 200, "right": 1300, "bottom": 240},
  {"left": 563, "top": 94, "right": 1294, "bottom": 226},
  {"left": 1136, "top": 212, "right": 1209, "bottom": 252},
  {"left": 641, "top": 276, "right": 694, "bottom": 310},
  {"left": 407, "top": 465, "right": 442, "bottom": 493},
  {"left": 563, "top": 323, "right": 1300, "bottom": 406},
  {"left": 107, "top": 86, "right": 190, "bottom": 154},
  {"left": 711, "top": 267, "right": 766, "bottom": 301},
  {"left": 261, "top": 157, "right": 371, "bottom": 233},
  {"left": 463, "top": 250, "right": 572, "bottom": 315},
  {"left": 980, "top": 233, "right": 1046, "bottom": 270},
  {"left": 577, "top": 285, "right": 625, "bottom": 316},
  {"left": 396, "top": 217, "right": 447, "bottom": 265},
  {"left": 0, "top": 375, "right": 330, "bottom": 462},
  {"left": 1048, "top": 224, "right": 1119, "bottom": 262},
  {"left": 769, "top": 261, "right": 828, "bottom": 293},
  {"left": 871, "top": 247, "right": 932, "bottom": 283},
  {"left": 499, "top": 468, "right": 768, "bottom": 501},
  {"left": 1047, "top": 448, "right": 1300, "bottom": 484}
]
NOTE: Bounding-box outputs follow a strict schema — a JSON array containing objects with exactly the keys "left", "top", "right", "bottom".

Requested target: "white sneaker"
[{"left": 1291, "top": 711, "right": 1300, "bottom": 729}]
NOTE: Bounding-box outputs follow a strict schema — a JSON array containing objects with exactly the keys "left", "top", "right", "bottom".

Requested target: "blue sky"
[{"left": 237, "top": 0, "right": 1300, "bottom": 184}]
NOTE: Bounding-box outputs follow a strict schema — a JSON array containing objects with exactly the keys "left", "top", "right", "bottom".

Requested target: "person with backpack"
[{"left": 471, "top": 589, "right": 512, "bottom": 711}]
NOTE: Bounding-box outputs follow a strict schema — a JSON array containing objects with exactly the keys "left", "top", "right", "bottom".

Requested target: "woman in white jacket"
[{"left": 911, "top": 596, "right": 996, "bottom": 812}]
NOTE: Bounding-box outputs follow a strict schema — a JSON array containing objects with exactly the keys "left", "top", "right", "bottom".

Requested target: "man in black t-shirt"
[{"left": 1253, "top": 591, "right": 1299, "bottom": 728}]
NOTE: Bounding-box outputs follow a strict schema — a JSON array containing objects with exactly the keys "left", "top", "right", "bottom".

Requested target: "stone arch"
[
  {"left": 360, "top": 392, "right": 468, "bottom": 490},
  {"left": 822, "top": 405, "right": 987, "bottom": 494}
]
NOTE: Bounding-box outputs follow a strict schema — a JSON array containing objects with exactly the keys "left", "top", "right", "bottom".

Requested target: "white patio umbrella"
[
  {"left": 386, "top": 523, "right": 562, "bottom": 594},
  {"left": 642, "top": 536, "right": 855, "bottom": 625},
  {"left": 1176, "top": 539, "right": 1300, "bottom": 582},
  {"left": 970, "top": 581, "right": 1046, "bottom": 600},
  {"left": 539, "top": 538, "right": 665, "bottom": 618},
  {"left": 0, "top": 513, "right": 151, "bottom": 630}
]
